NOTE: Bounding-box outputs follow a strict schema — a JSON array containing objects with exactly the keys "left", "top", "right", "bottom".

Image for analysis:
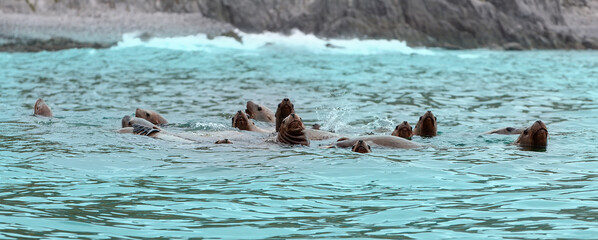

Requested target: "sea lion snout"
[
  {"left": 393, "top": 121, "right": 414, "bottom": 139},
  {"left": 352, "top": 139, "right": 372, "bottom": 153},
  {"left": 277, "top": 112, "right": 309, "bottom": 146},
  {"left": 414, "top": 111, "right": 437, "bottom": 137},
  {"left": 516, "top": 120, "right": 548, "bottom": 148},
  {"left": 275, "top": 98, "right": 296, "bottom": 132}
]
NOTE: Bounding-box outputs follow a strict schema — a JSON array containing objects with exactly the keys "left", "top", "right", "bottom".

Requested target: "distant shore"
[
  {"left": 1, "top": 0, "right": 597, "bottom": 52},
  {"left": 0, "top": 11, "right": 233, "bottom": 52}
]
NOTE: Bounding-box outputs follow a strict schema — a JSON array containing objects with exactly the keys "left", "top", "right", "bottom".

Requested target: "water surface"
[{"left": 1, "top": 33, "right": 598, "bottom": 239}]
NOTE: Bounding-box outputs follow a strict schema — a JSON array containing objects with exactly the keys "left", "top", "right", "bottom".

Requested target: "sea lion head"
[
  {"left": 34, "top": 98, "right": 53, "bottom": 117},
  {"left": 352, "top": 140, "right": 372, "bottom": 153},
  {"left": 516, "top": 120, "right": 548, "bottom": 148},
  {"left": 135, "top": 108, "right": 168, "bottom": 125},
  {"left": 122, "top": 115, "right": 132, "bottom": 128},
  {"left": 275, "top": 98, "right": 295, "bottom": 132},
  {"left": 392, "top": 121, "right": 413, "bottom": 139},
  {"left": 245, "top": 101, "right": 275, "bottom": 123},
  {"left": 215, "top": 139, "right": 233, "bottom": 144},
  {"left": 232, "top": 110, "right": 254, "bottom": 131},
  {"left": 312, "top": 124, "right": 321, "bottom": 130},
  {"left": 415, "top": 111, "right": 437, "bottom": 137},
  {"left": 277, "top": 113, "right": 309, "bottom": 146}
]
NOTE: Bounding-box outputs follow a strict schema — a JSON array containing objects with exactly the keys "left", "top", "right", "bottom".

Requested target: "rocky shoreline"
[{"left": 0, "top": 0, "right": 596, "bottom": 52}]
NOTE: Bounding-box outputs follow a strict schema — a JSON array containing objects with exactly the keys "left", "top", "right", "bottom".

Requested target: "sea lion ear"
[
  {"left": 410, "top": 126, "right": 413, "bottom": 130},
  {"left": 231, "top": 117, "right": 235, "bottom": 126},
  {"left": 419, "top": 116, "right": 422, "bottom": 121}
]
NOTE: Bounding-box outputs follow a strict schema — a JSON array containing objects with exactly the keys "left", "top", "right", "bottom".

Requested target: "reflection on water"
[{"left": 1, "top": 44, "right": 598, "bottom": 238}]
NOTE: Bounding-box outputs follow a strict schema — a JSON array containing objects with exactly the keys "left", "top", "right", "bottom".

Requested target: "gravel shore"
[{"left": 0, "top": 11, "right": 233, "bottom": 51}]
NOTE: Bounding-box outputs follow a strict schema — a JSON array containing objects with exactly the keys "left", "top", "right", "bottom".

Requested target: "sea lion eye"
[
  {"left": 368, "top": 146, "right": 372, "bottom": 150},
  {"left": 419, "top": 117, "right": 422, "bottom": 120},
  {"left": 282, "top": 120, "right": 285, "bottom": 124},
  {"left": 435, "top": 116, "right": 437, "bottom": 120},
  {"left": 146, "top": 112, "right": 150, "bottom": 117},
  {"left": 291, "top": 104, "right": 294, "bottom": 108},
  {"left": 524, "top": 129, "right": 529, "bottom": 135},
  {"left": 257, "top": 107, "right": 262, "bottom": 111},
  {"left": 395, "top": 126, "right": 399, "bottom": 130}
]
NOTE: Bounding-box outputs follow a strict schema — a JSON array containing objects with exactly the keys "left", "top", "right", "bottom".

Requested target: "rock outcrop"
[
  {"left": 194, "top": 0, "right": 596, "bottom": 50},
  {"left": 0, "top": 0, "right": 596, "bottom": 51}
]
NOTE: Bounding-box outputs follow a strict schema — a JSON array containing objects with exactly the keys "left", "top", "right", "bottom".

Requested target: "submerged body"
[
  {"left": 122, "top": 115, "right": 156, "bottom": 128},
  {"left": 336, "top": 135, "right": 421, "bottom": 149},
  {"left": 485, "top": 127, "right": 525, "bottom": 135},
  {"left": 119, "top": 124, "right": 193, "bottom": 143}
]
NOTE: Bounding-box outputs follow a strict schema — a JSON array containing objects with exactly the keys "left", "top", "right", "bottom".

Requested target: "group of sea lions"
[{"left": 33, "top": 98, "right": 548, "bottom": 152}]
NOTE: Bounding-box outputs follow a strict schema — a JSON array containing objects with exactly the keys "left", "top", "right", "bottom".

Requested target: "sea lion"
[
  {"left": 312, "top": 124, "right": 321, "bottom": 130},
  {"left": 215, "top": 139, "right": 233, "bottom": 144},
  {"left": 277, "top": 113, "right": 309, "bottom": 146},
  {"left": 352, "top": 140, "right": 372, "bottom": 153},
  {"left": 245, "top": 101, "right": 275, "bottom": 123},
  {"left": 33, "top": 98, "right": 52, "bottom": 117},
  {"left": 119, "top": 124, "right": 193, "bottom": 143},
  {"left": 335, "top": 135, "right": 420, "bottom": 149},
  {"left": 515, "top": 120, "right": 548, "bottom": 148},
  {"left": 413, "top": 111, "right": 437, "bottom": 137},
  {"left": 135, "top": 108, "right": 168, "bottom": 125},
  {"left": 484, "top": 127, "right": 525, "bottom": 135},
  {"left": 392, "top": 121, "right": 413, "bottom": 139},
  {"left": 121, "top": 115, "right": 156, "bottom": 128},
  {"left": 232, "top": 111, "right": 270, "bottom": 133},
  {"left": 275, "top": 98, "right": 295, "bottom": 132}
]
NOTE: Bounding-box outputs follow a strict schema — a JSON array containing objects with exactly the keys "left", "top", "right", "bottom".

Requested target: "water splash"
[{"left": 113, "top": 29, "right": 435, "bottom": 55}]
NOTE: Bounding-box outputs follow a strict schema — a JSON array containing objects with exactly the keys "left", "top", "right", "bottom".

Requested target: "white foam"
[{"left": 113, "top": 29, "right": 434, "bottom": 55}]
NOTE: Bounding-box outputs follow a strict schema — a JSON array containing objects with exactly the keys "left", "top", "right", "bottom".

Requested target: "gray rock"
[{"left": 1, "top": 0, "right": 597, "bottom": 51}]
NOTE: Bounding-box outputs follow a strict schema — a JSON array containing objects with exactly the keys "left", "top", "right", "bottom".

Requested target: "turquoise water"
[{"left": 1, "top": 34, "right": 598, "bottom": 239}]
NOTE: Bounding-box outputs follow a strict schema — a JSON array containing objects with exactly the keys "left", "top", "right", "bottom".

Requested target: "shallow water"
[{"left": 1, "top": 34, "right": 598, "bottom": 239}]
